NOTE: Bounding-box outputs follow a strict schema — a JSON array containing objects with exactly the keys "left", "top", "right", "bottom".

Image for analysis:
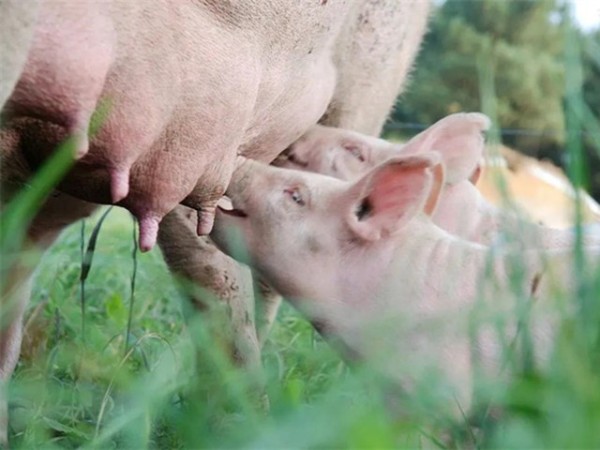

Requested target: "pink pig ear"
[
  {"left": 344, "top": 153, "right": 445, "bottom": 241},
  {"left": 400, "top": 113, "right": 490, "bottom": 185}
]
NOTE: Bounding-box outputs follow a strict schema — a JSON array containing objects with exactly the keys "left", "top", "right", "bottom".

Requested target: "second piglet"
[
  {"left": 276, "top": 113, "right": 600, "bottom": 248},
  {"left": 213, "top": 153, "right": 599, "bottom": 416}
]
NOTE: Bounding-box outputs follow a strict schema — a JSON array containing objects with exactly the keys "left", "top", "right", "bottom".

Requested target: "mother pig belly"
[
  {"left": 28, "top": 54, "right": 333, "bottom": 219},
  {"left": 6, "top": 0, "right": 336, "bottom": 245},
  {"left": 6, "top": 17, "right": 258, "bottom": 241},
  {"left": 121, "top": 50, "right": 338, "bottom": 241},
  {"left": 239, "top": 54, "right": 337, "bottom": 163},
  {"left": 117, "top": 49, "right": 338, "bottom": 231}
]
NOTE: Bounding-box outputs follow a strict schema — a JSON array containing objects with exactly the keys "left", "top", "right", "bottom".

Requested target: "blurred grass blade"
[
  {"left": 80, "top": 207, "right": 113, "bottom": 282},
  {"left": 124, "top": 214, "right": 138, "bottom": 355},
  {"left": 94, "top": 333, "right": 178, "bottom": 441},
  {"left": 79, "top": 206, "right": 113, "bottom": 341},
  {"left": 564, "top": 24, "right": 590, "bottom": 332}
]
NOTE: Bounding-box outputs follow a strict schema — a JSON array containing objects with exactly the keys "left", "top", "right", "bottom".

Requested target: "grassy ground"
[
  {"left": 9, "top": 208, "right": 407, "bottom": 449},
  {"left": 3, "top": 184, "right": 600, "bottom": 449}
]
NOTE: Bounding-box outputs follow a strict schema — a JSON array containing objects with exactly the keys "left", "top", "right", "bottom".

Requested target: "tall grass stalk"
[
  {"left": 79, "top": 207, "right": 113, "bottom": 344},
  {"left": 124, "top": 215, "right": 138, "bottom": 355}
]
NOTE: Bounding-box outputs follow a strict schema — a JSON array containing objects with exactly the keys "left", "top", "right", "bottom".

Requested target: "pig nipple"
[
  {"left": 73, "top": 132, "right": 90, "bottom": 159},
  {"left": 69, "top": 112, "right": 93, "bottom": 159},
  {"left": 196, "top": 205, "right": 217, "bottom": 236},
  {"left": 137, "top": 214, "right": 160, "bottom": 252},
  {"left": 110, "top": 167, "right": 131, "bottom": 204}
]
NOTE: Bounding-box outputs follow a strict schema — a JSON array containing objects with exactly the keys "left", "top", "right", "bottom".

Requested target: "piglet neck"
[{"left": 347, "top": 216, "right": 476, "bottom": 314}]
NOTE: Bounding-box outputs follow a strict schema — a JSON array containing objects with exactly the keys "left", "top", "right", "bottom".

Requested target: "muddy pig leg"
[
  {"left": 157, "top": 206, "right": 261, "bottom": 371},
  {"left": 253, "top": 277, "right": 282, "bottom": 348}
]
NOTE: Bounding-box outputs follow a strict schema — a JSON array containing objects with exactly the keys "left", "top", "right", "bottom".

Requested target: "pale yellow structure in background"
[{"left": 478, "top": 147, "right": 600, "bottom": 229}]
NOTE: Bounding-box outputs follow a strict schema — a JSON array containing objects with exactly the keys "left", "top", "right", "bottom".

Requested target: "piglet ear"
[
  {"left": 344, "top": 153, "right": 444, "bottom": 241},
  {"left": 401, "top": 112, "right": 490, "bottom": 185},
  {"left": 423, "top": 161, "right": 445, "bottom": 216}
]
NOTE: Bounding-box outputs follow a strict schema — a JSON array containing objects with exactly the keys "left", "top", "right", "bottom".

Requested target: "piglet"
[
  {"left": 212, "top": 154, "right": 599, "bottom": 415},
  {"left": 276, "top": 113, "right": 600, "bottom": 248}
]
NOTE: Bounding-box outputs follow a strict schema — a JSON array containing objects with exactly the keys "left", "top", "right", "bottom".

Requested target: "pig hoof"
[
  {"left": 110, "top": 167, "right": 130, "bottom": 204},
  {"left": 138, "top": 214, "right": 160, "bottom": 252},
  {"left": 196, "top": 206, "right": 216, "bottom": 236}
]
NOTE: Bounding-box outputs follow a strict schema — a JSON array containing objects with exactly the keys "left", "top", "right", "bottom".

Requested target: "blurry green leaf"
[
  {"left": 105, "top": 293, "right": 127, "bottom": 327},
  {"left": 284, "top": 377, "right": 304, "bottom": 406},
  {"left": 42, "top": 417, "right": 90, "bottom": 440}
]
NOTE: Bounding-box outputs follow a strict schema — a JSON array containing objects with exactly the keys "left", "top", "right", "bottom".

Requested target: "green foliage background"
[{"left": 389, "top": 0, "right": 600, "bottom": 198}]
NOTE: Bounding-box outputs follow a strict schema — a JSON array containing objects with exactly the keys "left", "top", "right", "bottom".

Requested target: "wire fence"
[{"left": 384, "top": 121, "right": 600, "bottom": 139}]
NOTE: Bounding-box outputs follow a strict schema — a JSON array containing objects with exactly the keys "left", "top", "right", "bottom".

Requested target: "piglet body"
[{"left": 213, "top": 155, "right": 599, "bottom": 414}]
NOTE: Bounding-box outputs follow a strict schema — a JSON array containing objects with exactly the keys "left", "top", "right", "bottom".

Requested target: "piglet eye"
[
  {"left": 343, "top": 144, "right": 365, "bottom": 162},
  {"left": 284, "top": 187, "right": 305, "bottom": 206}
]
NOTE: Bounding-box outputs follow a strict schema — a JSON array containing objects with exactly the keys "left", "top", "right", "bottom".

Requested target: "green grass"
[
  {"left": 9, "top": 209, "right": 403, "bottom": 449},
  {"left": 5, "top": 180, "right": 600, "bottom": 448}
]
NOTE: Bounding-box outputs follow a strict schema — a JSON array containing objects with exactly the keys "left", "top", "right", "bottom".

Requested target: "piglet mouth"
[{"left": 217, "top": 196, "right": 247, "bottom": 218}]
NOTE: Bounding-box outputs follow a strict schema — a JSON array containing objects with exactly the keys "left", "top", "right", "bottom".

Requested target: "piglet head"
[
  {"left": 212, "top": 153, "right": 444, "bottom": 306},
  {"left": 275, "top": 113, "right": 489, "bottom": 189},
  {"left": 273, "top": 125, "right": 397, "bottom": 181},
  {"left": 213, "top": 156, "right": 344, "bottom": 301}
]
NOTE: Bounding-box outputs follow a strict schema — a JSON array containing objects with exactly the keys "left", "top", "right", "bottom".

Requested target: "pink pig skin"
[
  {"left": 213, "top": 154, "right": 600, "bottom": 414},
  {"left": 2, "top": 1, "right": 349, "bottom": 250}
]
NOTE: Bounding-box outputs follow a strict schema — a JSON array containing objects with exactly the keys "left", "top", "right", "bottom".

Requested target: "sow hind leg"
[{"left": 157, "top": 206, "right": 262, "bottom": 370}]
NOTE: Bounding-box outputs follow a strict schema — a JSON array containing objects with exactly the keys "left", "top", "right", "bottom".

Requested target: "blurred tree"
[
  {"left": 391, "top": 0, "right": 566, "bottom": 151},
  {"left": 390, "top": 0, "right": 600, "bottom": 199},
  {"left": 582, "top": 30, "right": 600, "bottom": 111}
]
